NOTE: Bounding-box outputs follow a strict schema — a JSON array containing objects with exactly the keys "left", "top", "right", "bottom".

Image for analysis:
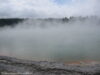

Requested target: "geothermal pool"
[{"left": 0, "top": 19, "right": 100, "bottom": 61}]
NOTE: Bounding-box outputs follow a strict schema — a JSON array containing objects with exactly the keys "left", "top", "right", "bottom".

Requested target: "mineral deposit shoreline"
[{"left": 0, "top": 56, "right": 100, "bottom": 75}]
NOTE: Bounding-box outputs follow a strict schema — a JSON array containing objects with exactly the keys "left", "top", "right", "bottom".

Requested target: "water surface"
[{"left": 0, "top": 19, "right": 100, "bottom": 62}]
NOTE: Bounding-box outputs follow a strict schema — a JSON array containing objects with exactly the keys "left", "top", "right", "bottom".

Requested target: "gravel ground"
[{"left": 0, "top": 56, "right": 100, "bottom": 75}]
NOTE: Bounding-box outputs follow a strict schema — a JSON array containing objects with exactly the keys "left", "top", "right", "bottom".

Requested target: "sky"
[
  {"left": 54, "top": 0, "right": 71, "bottom": 5},
  {"left": 0, "top": 0, "right": 100, "bottom": 18}
]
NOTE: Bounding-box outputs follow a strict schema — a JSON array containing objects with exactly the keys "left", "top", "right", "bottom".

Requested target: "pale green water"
[{"left": 0, "top": 20, "right": 100, "bottom": 61}]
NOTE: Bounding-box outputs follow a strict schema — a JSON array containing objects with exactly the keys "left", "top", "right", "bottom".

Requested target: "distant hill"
[
  {"left": 0, "top": 16, "right": 99, "bottom": 27},
  {"left": 0, "top": 18, "right": 25, "bottom": 27}
]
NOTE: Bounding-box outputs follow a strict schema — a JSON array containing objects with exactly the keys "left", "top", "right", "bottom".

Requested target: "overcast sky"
[{"left": 0, "top": 0, "right": 100, "bottom": 18}]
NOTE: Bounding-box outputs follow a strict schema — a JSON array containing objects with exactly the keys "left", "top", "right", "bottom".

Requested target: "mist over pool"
[{"left": 0, "top": 17, "right": 100, "bottom": 62}]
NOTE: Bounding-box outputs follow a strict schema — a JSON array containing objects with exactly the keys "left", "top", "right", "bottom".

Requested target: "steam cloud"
[
  {"left": 0, "top": 18, "right": 100, "bottom": 61},
  {"left": 0, "top": 0, "right": 100, "bottom": 61}
]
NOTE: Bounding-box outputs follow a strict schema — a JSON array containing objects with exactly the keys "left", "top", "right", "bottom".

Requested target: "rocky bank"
[{"left": 0, "top": 56, "right": 100, "bottom": 75}]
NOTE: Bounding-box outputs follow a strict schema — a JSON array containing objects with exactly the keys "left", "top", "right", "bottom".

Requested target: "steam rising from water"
[{"left": 0, "top": 18, "right": 100, "bottom": 61}]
